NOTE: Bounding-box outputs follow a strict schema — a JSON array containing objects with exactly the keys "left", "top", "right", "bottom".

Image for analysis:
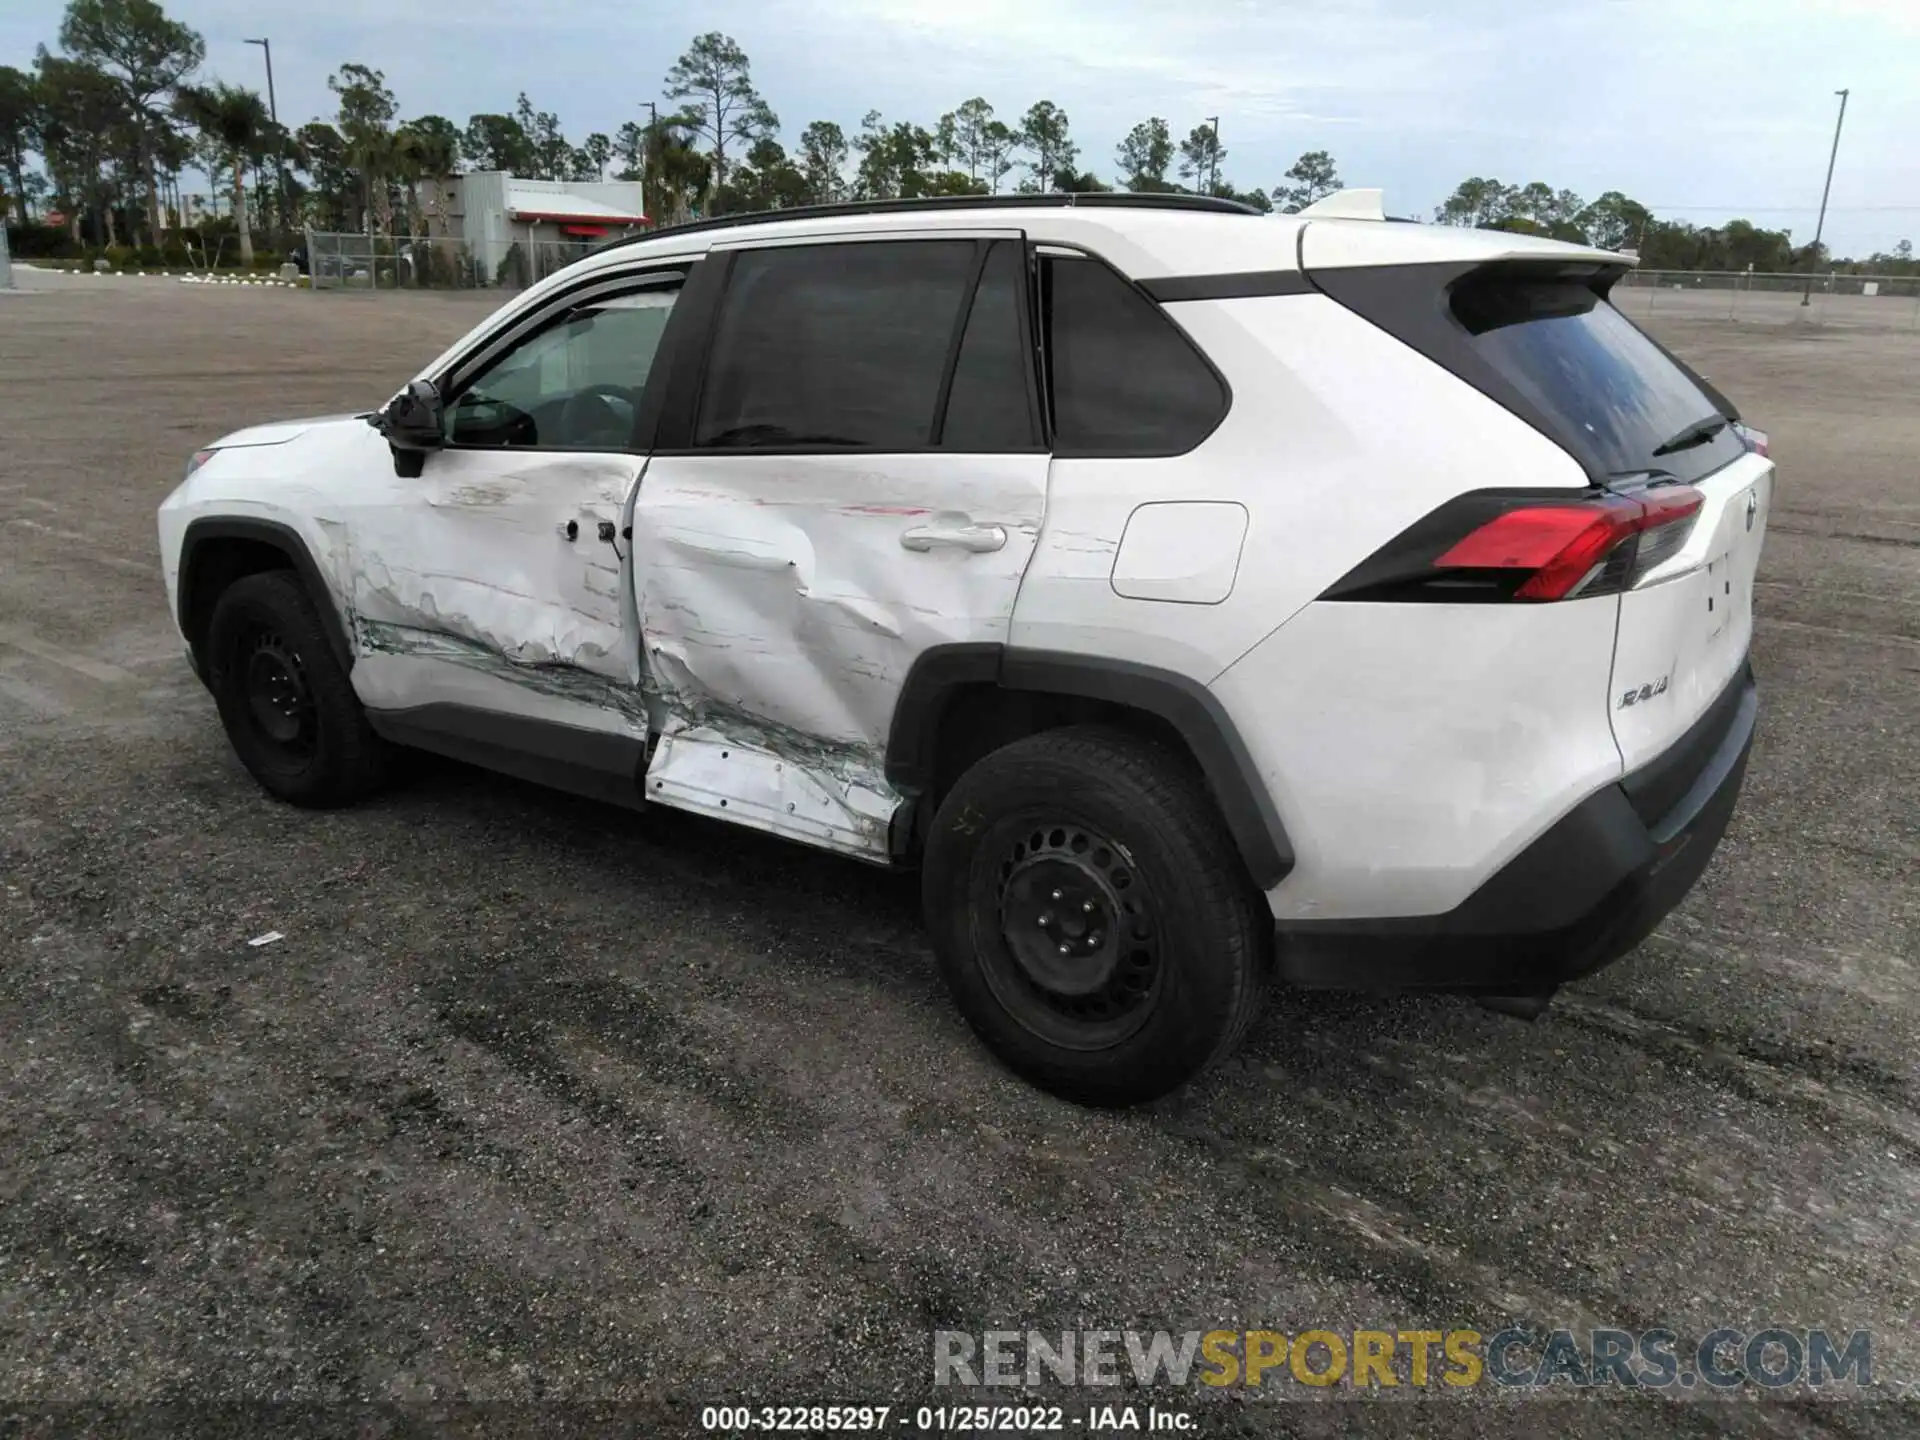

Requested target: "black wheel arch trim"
[
  {"left": 178, "top": 517, "right": 354, "bottom": 676},
  {"left": 886, "top": 643, "right": 1294, "bottom": 890}
]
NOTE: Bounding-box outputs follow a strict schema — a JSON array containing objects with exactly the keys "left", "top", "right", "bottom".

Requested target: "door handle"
[{"left": 900, "top": 522, "right": 1007, "bottom": 554}]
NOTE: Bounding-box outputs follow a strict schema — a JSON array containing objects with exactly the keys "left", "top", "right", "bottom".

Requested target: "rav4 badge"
[{"left": 1618, "top": 676, "right": 1670, "bottom": 708}]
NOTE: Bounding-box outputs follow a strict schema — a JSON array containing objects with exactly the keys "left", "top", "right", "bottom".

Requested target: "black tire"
[
  {"left": 922, "top": 725, "right": 1270, "bottom": 1106},
  {"left": 205, "top": 569, "right": 386, "bottom": 808}
]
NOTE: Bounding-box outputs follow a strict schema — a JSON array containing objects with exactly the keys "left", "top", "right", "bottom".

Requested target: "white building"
[{"left": 420, "top": 172, "right": 649, "bottom": 282}]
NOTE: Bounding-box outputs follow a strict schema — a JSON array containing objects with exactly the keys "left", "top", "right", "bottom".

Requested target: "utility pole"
[
  {"left": 1205, "top": 116, "right": 1221, "bottom": 196},
  {"left": 1803, "top": 87, "right": 1849, "bottom": 306},
  {"left": 245, "top": 38, "right": 287, "bottom": 240}
]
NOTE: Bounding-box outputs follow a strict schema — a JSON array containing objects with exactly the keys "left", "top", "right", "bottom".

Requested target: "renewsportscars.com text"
[{"left": 934, "top": 1327, "right": 1873, "bottom": 1391}]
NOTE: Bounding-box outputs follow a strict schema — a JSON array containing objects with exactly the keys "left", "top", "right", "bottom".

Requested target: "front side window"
[
  {"left": 446, "top": 280, "right": 680, "bottom": 450},
  {"left": 693, "top": 239, "right": 1035, "bottom": 451}
]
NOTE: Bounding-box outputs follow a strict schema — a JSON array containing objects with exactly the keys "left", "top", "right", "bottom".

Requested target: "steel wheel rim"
[
  {"left": 238, "top": 627, "right": 317, "bottom": 760},
  {"left": 984, "top": 817, "right": 1163, "bottom": 1051}
]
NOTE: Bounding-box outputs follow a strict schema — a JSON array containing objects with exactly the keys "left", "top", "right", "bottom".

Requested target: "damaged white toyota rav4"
[{"left": 159, "top": 191, "right": 1771, "bottom": 1105}]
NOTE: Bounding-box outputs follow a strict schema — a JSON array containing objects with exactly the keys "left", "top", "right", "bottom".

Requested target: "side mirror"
[
  {"left": 371, "top": 379, "right": 444, "bottom": 477},
  {"left": 375, "top": 379, "right": 445, "bottom": 448}
]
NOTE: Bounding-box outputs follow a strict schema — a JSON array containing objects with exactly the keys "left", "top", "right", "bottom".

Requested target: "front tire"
[
  {"left": 922, "top": 726, "right": 1269, "bottom": 1106},
  {"left": 205, "top": 570, "right": 386, "bottom": 807}
]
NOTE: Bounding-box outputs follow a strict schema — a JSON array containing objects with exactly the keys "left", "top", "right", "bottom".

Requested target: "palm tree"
[
  {"left": 175, "top": 82, "right": 270, "bottom": 264},
  {"left": 394, "top": 121, "right": 459, "bottom": 237},
  {"left": 346, "top": 126, "right": 398, "bottom": 236},
  {"left": 648, "top": 116, "right": 711, "bottom": 227}
]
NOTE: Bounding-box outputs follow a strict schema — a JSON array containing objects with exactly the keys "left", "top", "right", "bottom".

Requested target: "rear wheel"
[
  {"left": 205, "top": 570, "right": 386, "bottom": 807},
  {"left": 923, "top": 725, "right": 1269, "bottom": 1106}
]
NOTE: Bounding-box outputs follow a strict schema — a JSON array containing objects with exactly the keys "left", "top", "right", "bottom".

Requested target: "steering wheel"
[{"left": 559, "top": 383, "right": 640, "bottom": 448}]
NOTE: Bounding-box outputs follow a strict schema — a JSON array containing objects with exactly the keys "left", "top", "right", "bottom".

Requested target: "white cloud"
[{"left": 4, "top": 0, "right": 1915, "bottom": 254}]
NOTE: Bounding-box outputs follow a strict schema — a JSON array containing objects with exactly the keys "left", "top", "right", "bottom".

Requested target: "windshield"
[{"left": 1450, "top": 277, "right": 1747, "bottom": 483}]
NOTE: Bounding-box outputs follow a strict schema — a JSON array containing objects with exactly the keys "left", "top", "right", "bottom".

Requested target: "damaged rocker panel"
[{"left": 353, "top": 619, "right": 651, "bottom": 727}]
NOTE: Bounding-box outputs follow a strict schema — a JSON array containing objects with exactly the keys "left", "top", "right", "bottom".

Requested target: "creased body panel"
[
  {"left": 160, "top": 419, "right": 651, "bottom": 733},
  {"left": 158, "top": 418, "right": 399, "bottom": 666},
  {"left": 632, "top": 451, "right": 1048, "bottom": 857},
  {"left": 340, "top": 448, "right": 645, "bottom": 699}
]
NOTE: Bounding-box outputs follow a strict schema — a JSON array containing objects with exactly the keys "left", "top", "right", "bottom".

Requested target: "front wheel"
[
  {"left": 922, "top": 726, "right": 1270, "bottom": 1106},
  {"left": 205, "top": 570, "right": 387, "bottom": 807}
]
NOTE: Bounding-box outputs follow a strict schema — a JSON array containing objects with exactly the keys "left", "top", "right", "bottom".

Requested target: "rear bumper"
[{"left": 1276, "top": 659, "right": 1757, "bottom": 996}]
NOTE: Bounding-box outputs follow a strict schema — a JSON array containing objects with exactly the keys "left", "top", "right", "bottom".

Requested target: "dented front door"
[
  {"left": 631, "top": 233, "right": 1048, "bottom": 861},
  {"left": 341, "top": 445, "right": 646, "bottom": 726},
  {"left": 341, "top": 275, "right": 683, "bottom": 737}
]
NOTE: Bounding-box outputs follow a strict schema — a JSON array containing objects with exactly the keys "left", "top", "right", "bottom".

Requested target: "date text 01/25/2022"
[{"left": 700, "top": 1404, "right": 1195, "bottom": 1432}]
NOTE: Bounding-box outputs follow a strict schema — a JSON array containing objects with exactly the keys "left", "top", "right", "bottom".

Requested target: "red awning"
[{"left": 561, "top": 224, "right": 609, "bottom": 237}]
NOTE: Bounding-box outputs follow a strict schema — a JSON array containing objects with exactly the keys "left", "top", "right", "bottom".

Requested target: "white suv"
[{"left": 158, "top": 192, "right": 1771, "bottom": 1105}]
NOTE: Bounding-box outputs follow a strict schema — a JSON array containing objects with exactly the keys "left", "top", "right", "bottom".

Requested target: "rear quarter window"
[{"left": 1041, "top": 254, "right": 1228, "bottom": 458}]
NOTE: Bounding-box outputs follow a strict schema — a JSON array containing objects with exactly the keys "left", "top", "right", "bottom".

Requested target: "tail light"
[
  {"left": 1732, "top": 422, "right": 1769, "bottom": 457},
  {"left": 185, "top": 448, "right": 218, "bottom": 478},
  {"left": 1322, "top": 487, "right": 1704, "bottom": 604}
]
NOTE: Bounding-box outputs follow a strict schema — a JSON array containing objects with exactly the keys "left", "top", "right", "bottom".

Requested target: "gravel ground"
[{"left": 1, "top": 269, "right": 1917, "bottom": 1437}]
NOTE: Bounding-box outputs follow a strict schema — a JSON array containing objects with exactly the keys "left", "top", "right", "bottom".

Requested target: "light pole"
[
  {"left": 244, "top": 37, "right": 287, "bottom": 240},
  {"left": 1204, "top": 116, "right": 1221, "bottom": 195},
  {"left": 1803, "top": 87, "right": 1848, "bottom": 306}
]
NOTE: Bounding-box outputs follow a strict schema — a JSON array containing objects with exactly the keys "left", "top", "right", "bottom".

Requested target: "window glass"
[
  {"left": 694, "top": 241, "right": 979, "bottom": 450},
  {"left": 446, "top": 282, "right": 679, "bottom": 450},
  {"left": 938, "top": 241, "right": 1037, "bottom": 451},
  {"left": 1450, "top": 278, "right": 1745, "bottom": 483},
  {"left": 1043, "top": 255, "right": 1227, "bottom": 456}
]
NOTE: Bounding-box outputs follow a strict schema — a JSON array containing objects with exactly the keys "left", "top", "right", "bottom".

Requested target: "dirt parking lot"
[{"left": 2, "top": 267, "right": 1917, "bottom": 1437}]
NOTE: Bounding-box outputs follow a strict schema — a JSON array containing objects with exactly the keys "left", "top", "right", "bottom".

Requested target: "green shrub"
[
  {"left": 5, "top": 224, "right": 85, "bottom": 259},
  {"left": 494, "top": 241, "right": 528, "bottom": 289}
]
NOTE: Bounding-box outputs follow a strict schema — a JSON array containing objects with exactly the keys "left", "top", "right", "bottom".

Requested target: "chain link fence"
[
  {"left": 1616, "top": 269, "right": 1920, "bottom": 331},
  {"left": 303, "top": 230, "right": 597, "bottom": 293},
  {"left": 295, "top": 234, "right": 1920, "bottom": 333}
]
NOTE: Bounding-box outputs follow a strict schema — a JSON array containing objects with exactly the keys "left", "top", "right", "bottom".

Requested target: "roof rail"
[{"left": 595, "top": 191, "right": 1264, "bottom": 252}]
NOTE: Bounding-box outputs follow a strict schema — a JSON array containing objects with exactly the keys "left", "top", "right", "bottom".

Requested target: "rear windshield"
[{"left": 1450, "top": 277, "right": 1745, "bottom": 483}]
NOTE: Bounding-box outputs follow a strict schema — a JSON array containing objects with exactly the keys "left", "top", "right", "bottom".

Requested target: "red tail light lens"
[
  {"left": 1435, "top": 503, "right": 1629, "bottom": 599},
  {"left": 1321, "top": 486, "right": 1704, "bottom": 604},
  {"left": 1732, "top": 422, "right": 1769, "bottom": 457},
  {"left": 1436, "top": 489, "right": 1702, "bottom": 601}
]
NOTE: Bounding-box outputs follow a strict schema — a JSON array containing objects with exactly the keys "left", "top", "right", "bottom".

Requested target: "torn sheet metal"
[
  {"left": 354, "top": 620, "right": 650, "bottom": 731},
  {"left": 645, "top": 725, "right": 896, "bottom": 862}
]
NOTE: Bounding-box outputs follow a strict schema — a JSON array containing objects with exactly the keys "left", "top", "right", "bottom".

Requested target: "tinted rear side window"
[
  {"left": 1451, "top": 276, "right": 1744, "bottom": 483},
  {"left": 694, "top": 240, "right": 978, "bottom": 449},
  {"left": 1041, "top": 255, "right": 1227, "bottom": 457}
]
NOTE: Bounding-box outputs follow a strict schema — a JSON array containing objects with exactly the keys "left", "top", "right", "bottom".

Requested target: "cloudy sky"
[{"left": 6, "top": 0, "right": 1916, "bottom": 258}]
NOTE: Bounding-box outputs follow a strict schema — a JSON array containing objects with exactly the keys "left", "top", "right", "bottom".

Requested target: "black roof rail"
[{"left": 595, "top": 191, "right": 1265, "bottom": 253}]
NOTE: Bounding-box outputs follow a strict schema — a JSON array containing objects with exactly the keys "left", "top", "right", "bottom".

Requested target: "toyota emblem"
[{"left": 1745, "top": 490, "right": 1758, "bottom": 531}]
